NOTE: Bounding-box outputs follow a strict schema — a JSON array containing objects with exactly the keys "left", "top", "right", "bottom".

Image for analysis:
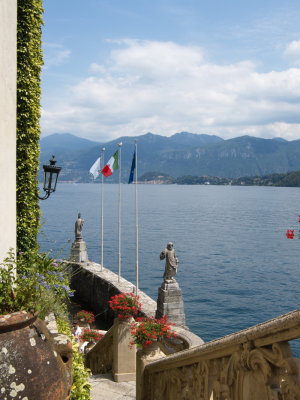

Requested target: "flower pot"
[
  {"left": 0, "top": 311, "right": 72, "bottom": 400},
  {"left": 117, "top": 315, "right": 135, "bottom": 323},
  {"left": 141, "top": 340, "right": 160, "bottom": 355}
]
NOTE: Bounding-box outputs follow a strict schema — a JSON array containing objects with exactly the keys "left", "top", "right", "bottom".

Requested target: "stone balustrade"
[
  {"left": 160, "top": 325, "right": 204, "bottom": 355},
  {"left": 140, "top": 309, "right": 300, "bottom": 400},
  {"left": 85, "top": 323, "right": 114, "bottom": 374}
]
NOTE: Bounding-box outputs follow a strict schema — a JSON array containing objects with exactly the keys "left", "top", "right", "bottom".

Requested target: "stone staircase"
[{"left": 90, "top": 373, "right": 135, "bottom": 400}]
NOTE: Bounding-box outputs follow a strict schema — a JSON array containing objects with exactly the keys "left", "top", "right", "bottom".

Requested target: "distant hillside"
[
  {"left": 40, "top": 132, "right": 300, "bottom": 181},
  {"left": 140, "top": 171, "right": 300, "bottom": 187},
  {"left": 41, "top": 133, "right": 100, "bottom": 160}
]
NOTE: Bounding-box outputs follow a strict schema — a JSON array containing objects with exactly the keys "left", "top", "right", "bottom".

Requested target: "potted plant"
[
  {"left": 130, "top": 315, "right": 176, "bottom": 348},
  {"left": 108, "top": 292, "right": 141, "bottom": 320},
  {"left": 79, "top": 328, "right": 103, "bottom": 343},
  {"left": 75, "top": 310, "right": 95, "bottom": 326}
]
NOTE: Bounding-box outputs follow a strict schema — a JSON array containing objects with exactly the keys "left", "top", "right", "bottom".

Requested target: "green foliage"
[
  {"left": 0, "top": 251, "right": 17, "bottom": 313},
  {"left": 0, "top": 249, "right": 73, "bottom": 319},
  {"left": 57, "top": 319, "right": 91, "bottom": 400},
  {"left": 17, "top": 1, "right": 44, "bottom": 253},
  {"left": 232, "top": 171, "right": 300, "bottom": 187},
  {"left": 274, "top": 171, "right": 300, "bottom": 187}
]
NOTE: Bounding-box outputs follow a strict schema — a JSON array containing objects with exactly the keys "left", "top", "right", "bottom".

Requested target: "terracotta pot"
[
  {"left": 0, "top": 311, "right": 72, "bottom": 400},
  {"left": 140, "top": 340, "right": 160, "bottom": 355}
]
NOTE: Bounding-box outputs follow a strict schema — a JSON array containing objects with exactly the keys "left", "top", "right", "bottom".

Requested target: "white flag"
[{"left": 89, "top": 157, "right": 101, "bottom": 179}]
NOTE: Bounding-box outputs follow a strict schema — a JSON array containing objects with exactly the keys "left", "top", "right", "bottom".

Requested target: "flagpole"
[
  {"left": 100, "top": 147, "right": 105, "bottom": 271},
  {"left": 118, "top": 142, "right": 122, "bottom": 282},
  {"left": 135, "top": 140, "right": 139, "bottom": 295}
]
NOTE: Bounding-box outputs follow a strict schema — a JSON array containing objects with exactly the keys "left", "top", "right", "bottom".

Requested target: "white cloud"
[
  {"left": 43, "top": 43, "right": 71, "bottom": 68},
  {"left": 284, "top": 39, "right": 300, "bottom": 66},
  {"left": 89, "top": 63, "right": 107, "bottom": 74},
  {"left": 42, "top": 39, "right": 300, "bottom": 141}
]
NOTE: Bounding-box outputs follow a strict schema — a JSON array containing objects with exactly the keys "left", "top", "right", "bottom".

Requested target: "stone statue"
[
  {"left": 75, "top": 213, "right": 84, "bottom": 240},
  {"left": 160, "top": 242, "right": 179, "bottom": 282}
]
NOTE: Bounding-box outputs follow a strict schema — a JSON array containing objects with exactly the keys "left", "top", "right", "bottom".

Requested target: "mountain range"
[{"left": 39, "top": 132, "right": 300, "bottom": 182}]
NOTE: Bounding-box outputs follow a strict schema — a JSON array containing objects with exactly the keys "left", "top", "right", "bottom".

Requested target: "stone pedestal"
[
  {"left": 113, "top": 318, "right": 136, "bottom": 382},
  {"left": 155, "top": 280, "right": 186, "bottom": 327},
  {"left": 70, "top": 239, "right": 88, "bottom": 263}
]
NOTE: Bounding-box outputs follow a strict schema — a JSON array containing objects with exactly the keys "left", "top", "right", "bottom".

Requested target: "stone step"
[{"left": 90, "top": 373, "right": 136, "bottom": 400}]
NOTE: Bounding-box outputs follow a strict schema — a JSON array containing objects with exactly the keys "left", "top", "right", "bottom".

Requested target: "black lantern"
[{"left": 38, "top": 155, "right": 62, "bottom": 200}]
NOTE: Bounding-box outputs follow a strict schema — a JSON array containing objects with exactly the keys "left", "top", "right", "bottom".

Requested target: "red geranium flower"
[
  {"left": 108, "top": 292, "right": 141, "bottom": 320},
  {"left": 130, "top": 316, "right": 176, "bottom": 348},
  {"left": 75, "top": 310, "right": 95, "bottom": 323}
]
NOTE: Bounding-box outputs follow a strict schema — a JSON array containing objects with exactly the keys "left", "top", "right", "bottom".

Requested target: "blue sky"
[{"left": 41, "top": 0, "right": 300, "bottom": 142}]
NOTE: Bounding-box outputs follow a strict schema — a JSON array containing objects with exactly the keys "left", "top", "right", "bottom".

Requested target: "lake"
[{"left": 39, "top": 183, "right": 299, "bottom": 345}]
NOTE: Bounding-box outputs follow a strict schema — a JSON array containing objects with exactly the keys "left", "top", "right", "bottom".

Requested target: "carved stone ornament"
[{"left": 143, "top": 339, "right": 300, "bottom": 400}]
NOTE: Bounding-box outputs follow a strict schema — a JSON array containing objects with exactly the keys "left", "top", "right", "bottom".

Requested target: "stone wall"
[
  {"left": 0, "top": 0, "right": 17, "bottom": 262},
  {"left": 69, "top": 261, "right": 157, "bottom": 326}
]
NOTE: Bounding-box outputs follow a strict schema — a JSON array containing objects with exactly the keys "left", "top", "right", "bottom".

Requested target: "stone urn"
[{"left": 0, "top": 311, "right": 72, "bottom": 400}]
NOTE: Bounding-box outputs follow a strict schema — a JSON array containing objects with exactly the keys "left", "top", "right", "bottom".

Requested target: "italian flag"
[{"left": 101, "top": 150, "right": 119, "bottom": 177}]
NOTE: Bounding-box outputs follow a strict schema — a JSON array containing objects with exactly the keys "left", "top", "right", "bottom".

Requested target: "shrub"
[{"left": 0, "top": 249, "right": 73, "bottom": 319}]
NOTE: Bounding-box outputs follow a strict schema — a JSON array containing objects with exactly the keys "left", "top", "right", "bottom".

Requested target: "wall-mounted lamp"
[{"left": 38, "top": 155, "right": 61, "bottom": 200}]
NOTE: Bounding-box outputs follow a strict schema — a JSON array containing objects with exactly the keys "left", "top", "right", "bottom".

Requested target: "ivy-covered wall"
[{"left": 17, "top": 1, "right": 43, "bottom": 253}]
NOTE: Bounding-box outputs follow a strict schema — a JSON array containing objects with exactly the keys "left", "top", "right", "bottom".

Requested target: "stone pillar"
[
  {"left": 155, "top": 280, "right": 186, "bottom": 327},
  {"left": 70, "top": 239, "right": 88, "bottom": 263},
  {"left": 0, "top": 0, "right": 17, "bottom": 263},
  {"left": 113, "top": 318, "right": 136, "bottom": 382},
  {"left": 136, "top": 342, "right": 165, "bottom": 400}
]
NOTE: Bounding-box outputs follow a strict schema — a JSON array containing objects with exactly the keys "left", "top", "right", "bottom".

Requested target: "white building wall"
[{"left": 0, "top": 0, "right": 17, "bottom": 262}]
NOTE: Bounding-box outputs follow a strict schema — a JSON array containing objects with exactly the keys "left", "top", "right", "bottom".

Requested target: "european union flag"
[{"left": 128, "top": 150, "right": 136, "bottom": 184}]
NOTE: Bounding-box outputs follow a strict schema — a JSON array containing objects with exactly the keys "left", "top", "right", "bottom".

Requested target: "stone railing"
[
  {"left": 85, "top": 324, "right": 114, "bottom": 374},
  {"left": 85, "top": 319, "right": 203, "bottom": 377},
  {"left": 160, "top": 325, "right": 204, "bottom": 355},
  {"left": 141, "top": 310, "right": 300, "bottom": 400}
]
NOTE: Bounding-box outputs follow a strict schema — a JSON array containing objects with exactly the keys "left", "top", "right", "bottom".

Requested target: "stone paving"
[{"left": 90, "top": 373, "right": 136, "bottom": 400}]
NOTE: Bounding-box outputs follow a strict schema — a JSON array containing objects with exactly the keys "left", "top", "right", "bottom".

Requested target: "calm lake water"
[{"left": 39, "top": 183, "right": 299, "bottom": 346}]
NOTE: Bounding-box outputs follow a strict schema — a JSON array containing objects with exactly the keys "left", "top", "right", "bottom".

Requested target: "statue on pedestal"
[
  {"left": 75, "top": 213, "right": 84, "bottom": 241},
  {"left": 156, "top": 242, "right": 185, "bottom": 326},
  {"left": 160, "top": 242, "right": 179, "bottom": 283},
  {"left": 70, "top": 213, "right": 88, "bottom": 263}
]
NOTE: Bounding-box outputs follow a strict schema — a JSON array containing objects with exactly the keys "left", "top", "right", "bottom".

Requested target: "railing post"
[
  {"left": 136, "top": 342, "right": 165, "bottom": 400},
  {"left": 112, "top": 317, "right": 136, "bottom": 382}
]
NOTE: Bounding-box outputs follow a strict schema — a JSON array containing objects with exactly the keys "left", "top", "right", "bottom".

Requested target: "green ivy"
[{"left": 17, "top": 1, "right": 44, "bottom": 253}]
